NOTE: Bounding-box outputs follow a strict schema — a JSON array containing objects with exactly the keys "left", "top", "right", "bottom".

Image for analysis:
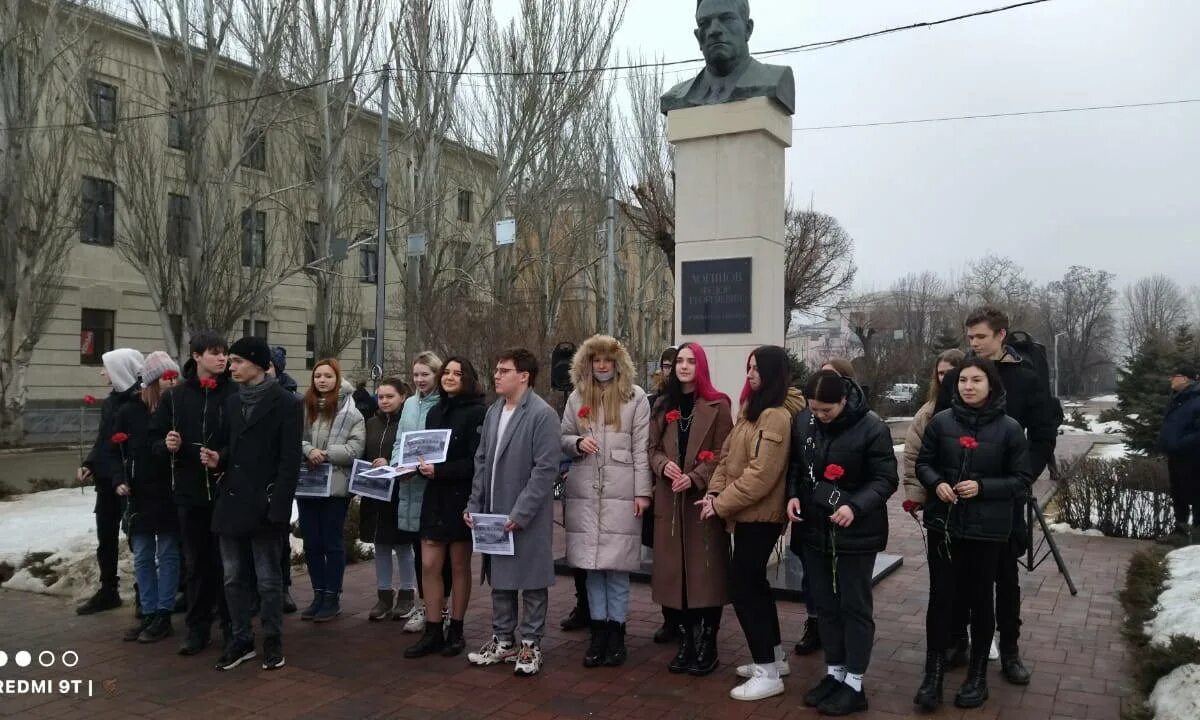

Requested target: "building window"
[
  {"left": 241, "top": 209, "right": 266, "bottom": 268},
  {"left": 361, "top": 244, "right": 378, "bottom": 284},
  {"left": 87, "top": 80, "right": 118, "bottom": 132},
  {"left": 361, "top": 328, "right": 377, "bottom": 369},
  {"left": 81, "top": 176, "right": 116, "bottom": 246},
  {"left": 241, "top": 320, "right": 269, "bottom": 341},
  {"left": 242, "top": 128, "right": 266, "bottom": 171},
  {"left": 169, "top": 313, "right": 184, "bottom": 352},
  {"left": 303, "top": 221, "right": 319, "bottom": 270},
  {"left": 457, "top": 189, "right": 472, "bottom": 222},
  {"left": 167, "top": 105, "right": 187, "bottom": 150},
  {"left": 167, "top": 193, "right": 190, "bottom": 256},
  {"left": 80, "top": 308, "right": 115, "bottom": 365},
  {"left": 305, "top": 325, "right": 316, "bottom": 369}
]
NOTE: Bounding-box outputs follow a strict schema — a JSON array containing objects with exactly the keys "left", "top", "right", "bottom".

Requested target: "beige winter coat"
[
  {"left": 560, "top": 336, "right": 653, "bottom": 572},
  {"left": 901, "top": 401, "right": 935, "bottom": 504}
]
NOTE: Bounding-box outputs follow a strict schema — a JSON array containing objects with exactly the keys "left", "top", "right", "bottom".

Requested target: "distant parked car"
[{"left": 884, "top": 383, "right": 919, "bottom": 403}]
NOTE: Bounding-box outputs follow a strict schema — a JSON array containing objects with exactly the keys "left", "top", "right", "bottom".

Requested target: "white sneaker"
[
  {"left": 737, "top": 659, "right": 790, "bottom": 678},
  {"left": 512, "top": 641, "right": 542, "bottom": 677},
  {"left": 467, "top": 635, "right": 517, "bottom": 666},
  {"left": 730, "top": 665, "right": 785, "bottom": 701},
  {"left": 989, "top": 636, "right": 1000, "bottom": 661},
  {"left": 402, "top": 606, "right": 425, "bottom": 633}
]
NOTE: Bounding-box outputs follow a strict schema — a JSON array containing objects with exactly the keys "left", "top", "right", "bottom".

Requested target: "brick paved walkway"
[{"left": 0, "top": 461, "right": 1144, "bottom": 720}]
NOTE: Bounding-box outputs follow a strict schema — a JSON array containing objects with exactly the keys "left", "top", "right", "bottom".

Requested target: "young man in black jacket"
[
  {"left": 936, "top": 306, "right": 1058, "bottom": 686},
  {"left": 201, "top": 336, "right": 302, "bottom": 671},
  {"left": 152, "top": 332, "right": 236, "bottom": 654},
  {"left": 1158, "top": 366, "right": 1200, "bottom": 546}
]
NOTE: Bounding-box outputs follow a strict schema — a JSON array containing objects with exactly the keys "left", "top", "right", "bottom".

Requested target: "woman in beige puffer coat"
[{"left": 561, "top": 335, "right": 651, "bottom": 668}]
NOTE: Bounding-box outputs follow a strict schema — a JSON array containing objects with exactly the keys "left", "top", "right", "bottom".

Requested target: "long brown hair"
[
  {"left": 140, "top": 381, "right": 163, "bottom": 414},
  {"left": 304, "top": 358, "right": 343, "bottom": 426},
  {"left": 926, "top": 348, "right": 965, "bottom": 405}
]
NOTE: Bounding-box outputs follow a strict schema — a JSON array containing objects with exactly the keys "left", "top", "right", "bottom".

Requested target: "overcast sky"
[{"left": 501, "top": 0, "right": 1200, "bottom": 297}]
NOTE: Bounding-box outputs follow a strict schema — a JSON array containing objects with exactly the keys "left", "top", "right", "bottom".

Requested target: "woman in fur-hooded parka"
[{"left": 561, "top": 335, "right": 652, "bottom": 573}]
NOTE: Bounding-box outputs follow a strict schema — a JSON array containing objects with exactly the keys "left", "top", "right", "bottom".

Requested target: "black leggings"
[
  {"left": 928, "top": 533, "right": 1002, "bottom": 658},
  {"left": 730, "top": 522, "right": 783, "bottom": 664}
]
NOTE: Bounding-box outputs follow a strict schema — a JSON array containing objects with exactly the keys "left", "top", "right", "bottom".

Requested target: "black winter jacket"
[
  {"left": 787, "top": 381, "right": 899, "bottom": 556},
  {"left": 115, "top": 398, "right": 178, "bottom": 534},
  {"left": 419, "top": 392, "right": 487, "bottom": 537},
  {"left": 149, "top": 371, "right": 236, "bottom": 507},
  {"left": 358, "top": 410, "right": 406, "bottom": 545},
  {"left": 938, "top": 347, "right": 1057, "bottom": 479},
  {"left": 84, "top": 387, "right": 141, "bottom": 489},
  {"left": 211, "top": 380, "right": 303, "bottom": 537},
  {"left": 1159, "top": 382, "right": 1200, "bottom": 458},
  {"left": 917, "top": 392, "right": 1032, "bottom": 542}
]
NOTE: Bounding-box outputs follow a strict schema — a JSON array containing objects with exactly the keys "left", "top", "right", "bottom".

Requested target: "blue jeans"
[
  {"left": 130, "top": 532, "right": 181, "bottom": 615},
  {"left": 585, "top": 570, "right": 631, "bottom": 623},
  {"left": 297, "top": 497, "right": 349, "bottom": 594}
]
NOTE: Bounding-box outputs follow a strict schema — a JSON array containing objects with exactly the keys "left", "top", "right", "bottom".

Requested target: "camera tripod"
[{"left": 1020, "top": 493, "right": 1078, "bottom": 596}]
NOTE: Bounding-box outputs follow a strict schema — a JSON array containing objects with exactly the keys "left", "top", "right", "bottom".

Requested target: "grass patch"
[{"left": 1119, "top": 547, "right": 1200, "bottom": 719}]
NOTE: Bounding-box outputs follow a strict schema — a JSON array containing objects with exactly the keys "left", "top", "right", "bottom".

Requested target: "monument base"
[{"left": 553, "top": 552, "right": 903, "bottom": 602}]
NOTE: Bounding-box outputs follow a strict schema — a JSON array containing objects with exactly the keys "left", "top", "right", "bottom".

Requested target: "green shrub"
[
  {"left": 1057, "top": 457, "right": 1173, "bottom": 538},
  {"left": 1065, "top": 409, "right": 1091, "bottom": 431}
]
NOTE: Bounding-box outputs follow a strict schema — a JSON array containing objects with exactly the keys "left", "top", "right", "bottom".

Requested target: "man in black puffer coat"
[
  {"left": 1158, "top": 366, "right": 1200, "bottom": 546},
  {"left": 150, "top": 332, "right": 236, "bottom": 655}
]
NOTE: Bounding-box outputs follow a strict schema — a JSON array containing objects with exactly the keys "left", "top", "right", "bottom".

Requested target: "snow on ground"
[
  {"left": 1149, "top": 664, "right": 1200, "bottom": 720},
  {"left": 0, "top": 488, "right": 132, "bottom": 599},
  {"left": 1090, "top": 394, "right": 1119, "bottom": 403},
  {"left": 1047, "top": 523, "right": 1105, "bottom": 537},
  {"left": 1145, "top": 545, "right": 1200, "bottom": 647}
]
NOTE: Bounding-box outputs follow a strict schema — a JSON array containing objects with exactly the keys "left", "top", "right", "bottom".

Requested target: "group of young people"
[{"left": 75, "top": 303, "right": 1054, "bottom": 715}]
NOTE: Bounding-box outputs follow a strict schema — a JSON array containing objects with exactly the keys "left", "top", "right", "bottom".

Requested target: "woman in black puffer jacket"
[
  {"left": 914, "top": 357, "right": 1031, "bottom": 712},
  {"left": 786, "top": 371, "right": 898, "bottom": 717}
]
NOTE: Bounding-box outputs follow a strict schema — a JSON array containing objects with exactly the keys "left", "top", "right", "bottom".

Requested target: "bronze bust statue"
[{"left": 661, "top": 0, "right": 795, "bottom": 116}]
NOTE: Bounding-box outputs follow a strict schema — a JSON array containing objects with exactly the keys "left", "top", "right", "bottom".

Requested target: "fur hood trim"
[{"left": 570, "top": 334, "right": 636, "bottom": 401}]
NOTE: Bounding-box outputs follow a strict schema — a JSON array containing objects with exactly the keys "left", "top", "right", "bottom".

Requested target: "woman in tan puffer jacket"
[
  {"left": 901, "top": 349, "right": 964, "bottom": 505},
  {"left": 560, "top": 335, "right": 651, "bottom": 668}
]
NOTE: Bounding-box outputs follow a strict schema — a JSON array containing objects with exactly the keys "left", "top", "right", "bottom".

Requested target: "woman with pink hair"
[{"left": 647, "top": 343, "right": 734, "bottom": 676}]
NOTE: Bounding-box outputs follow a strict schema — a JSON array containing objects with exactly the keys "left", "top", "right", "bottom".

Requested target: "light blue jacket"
[{"left": 390, "top": 391, "right": 439, "bottom": 532}]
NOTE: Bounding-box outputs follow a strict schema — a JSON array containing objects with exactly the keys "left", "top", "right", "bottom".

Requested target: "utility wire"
[{"left": 3, "top": 0, "right": 1055, "bottom": 133}]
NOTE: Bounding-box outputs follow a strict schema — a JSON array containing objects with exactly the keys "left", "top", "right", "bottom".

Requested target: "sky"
[{"left": 497, "top": 0, "right": 1200, "bottom": 297}]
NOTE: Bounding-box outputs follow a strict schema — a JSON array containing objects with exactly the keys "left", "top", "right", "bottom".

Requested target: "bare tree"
[
  {"left": 955, "top": 253, "right": 1035, "bottom": 329},
  {"left": 1035, "top": 266, "right": 1116, "bottom": 396},
  {"left": 620, "top": 53, "right": 674, "bottom": 272},
  {"left": 0, "top": 0, "right": 98, "bottom": 444},
  {"left": 783, "top": 199, "right": 856, "bottom": 330},
  {"left": 1121, "top": 274, "right": 1190, "bottom": 355}
]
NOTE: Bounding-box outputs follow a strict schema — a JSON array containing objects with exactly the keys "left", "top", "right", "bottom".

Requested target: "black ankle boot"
[
  {"left": 300, "top": 590, "right": 325, "bottom": 621},
  {"left": 77, "top": 585, "right": 122, "bottom": 615},
  {"left": 442, "top": 619, "right": 466, "bottom": 657},
  {"left": 794, "top": 617, "right": 822, "bottom": 656},
  {"left": 583, "top": 620, "right": 609, "bottom": 668},
  {"left": 404, "top": 622, "right": 446, "bottom": 658},
  {"left": 954, "top": 655, "right": 989, "bottom": 709},
  {"left": 668, "top": 624, "right": 694, "bottom": 674},
  {"left": 561, "top": 602, "right": 589, "bottom": 632},
  {"left": 913, "top": 650, "right": 946, "bottom": 711},
  {"left": 653, "top": 618, "right": 679, "bottom": 644},
  {"left": 689, "top": 620, "right": 719, "bottom": 676},
  {"left": 603, "top": 620, "right": 627, "bottom": 667},
  {"left": 1000, "top": 651, "right": 1031, "bottom": 685}
]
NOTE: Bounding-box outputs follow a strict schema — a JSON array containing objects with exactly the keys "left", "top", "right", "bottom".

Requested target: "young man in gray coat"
[{"left": 464, "top": 348, "right": 561, "bottom": 676}]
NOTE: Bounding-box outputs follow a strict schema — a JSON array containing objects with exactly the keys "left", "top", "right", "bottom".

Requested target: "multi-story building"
[{"left": 785, "top": 314, "right": 862, "bottom": 370}]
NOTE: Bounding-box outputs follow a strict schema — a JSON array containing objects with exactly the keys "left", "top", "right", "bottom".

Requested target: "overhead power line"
[{"left": 2, "top": 0, "right": 1056, "bottom": 133}]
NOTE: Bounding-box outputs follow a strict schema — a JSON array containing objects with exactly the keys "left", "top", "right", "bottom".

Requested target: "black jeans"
[
  {"left": 803, "top": 546, "right": 877, "bottom": 675},
  {"left": 219, "top": 527, "right": 285, "bottom": 645},
  {"left": 94, "top": 483, "right": 125, "bottom": 589},
  {"left": 927, "top": 533, "right": 1002, "bottom": 658},
  {"left": 1168, "top": 456, "right": 1200, "bottom": 526},
  {"left": 179, "top": 505, "right": 230, "bottom": 633},
  {"left": 730, "top": 522, "right": 783, "bottom": 664}
]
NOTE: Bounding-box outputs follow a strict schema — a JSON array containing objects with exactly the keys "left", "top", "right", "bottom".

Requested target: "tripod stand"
[{"left": 1020, "top": 493, "right": 1078, "bottom": 596}]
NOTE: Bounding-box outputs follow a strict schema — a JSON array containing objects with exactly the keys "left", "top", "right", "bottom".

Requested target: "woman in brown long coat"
[{"left": 648, "top": 342, "right": 733, "bottom": 676}]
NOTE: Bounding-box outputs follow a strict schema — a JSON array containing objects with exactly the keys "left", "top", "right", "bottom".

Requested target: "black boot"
[
  {"left": 583, "top": 620, "right": 609, "bottom": 668},
  {"left": 124, "top": 616, "right": 152, "bottom": 642},
  {"left": 300, "top": 589, "right": 324, "bottom": 621},
  {"left": 689, "top": 620, "right": 720, "bottom": 676},
  {"left": 913, "top": 650, "right": 946, "bottom": 711},
  {"left": 954, "top": 655, "right": 989, "bottom": 709},
  {"left": 77, "top": 585, "right": 122, "bottom": 615},
  {"left": 560, "top": 602, "right": 589, "bottom": 632},
  {"left": 945, "top": 634, "right": 969, "bottom": 669},
  {"left": 138, "top": 611, "right": 174, "bottom": 643},
  {"left": 604, "top": 620, "right": 628, "bottom": 667},
  {"left": 404, "top": 621, "right": 446, "bottom": 658},
  {"left": 179, "top": 625, "right": 211, "bottom": 656},
  {"left": 313, "top": 591, "right": 341, "bottom": 623},
  {"left": 668, "top": 623, "right": 694, "bottom": 674},
  {"left": 1000, "top": 651, "right": 1031, "bottom": 685},
  {"left": 653, "top": 618, "right": 679, "bottom": 644},
  {"left": 442, "top": 619, "right": 466, "bottom": 657},
  {"left": 794, "top": 616, "right": 822, "bottom": 656}
]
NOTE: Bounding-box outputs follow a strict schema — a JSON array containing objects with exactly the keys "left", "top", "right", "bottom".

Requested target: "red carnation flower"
[
  {"left": 902, "top": 500, "right": 920, "bottom": 514},
  {"left": 199, "top": 377, "right": 218, "bottom": 391},
  {"left": 959, "top": 436, "right": 979, "bottom": 450},
  {"left": 83, "top": 395, "right": 97, "bottom": 406},
  {"left": 577, "top": 406, "right": 591, "bottom": 419},
  {"left": 161, "top": 370, "right": 179, "bottom": 382},
  {"left": 665, "top": 409, "right": 682, "bottom": 423},
  {"left": 111, "top": 432, "right": 130, "bottom": 445},
  {"left": 824, "top": 464, "right": 845, "bottom": 482},
  {"left": 697, "top": 450, "right": 716, "bottom": 463}
]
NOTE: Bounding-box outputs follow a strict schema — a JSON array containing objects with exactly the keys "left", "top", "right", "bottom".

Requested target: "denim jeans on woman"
[
  {"left": 297, "top": 497, "right": 350, "bottom": 593},
  {"left": 586, "top": 570, "right": 631, "bottom": 623},
  {"left": 130, "top": 532, "right": 181, "bottom": 615}
]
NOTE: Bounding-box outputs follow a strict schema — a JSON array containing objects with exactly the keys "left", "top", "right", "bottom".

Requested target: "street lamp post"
[{"left": 1053, "top": 331, "right": 1067, "bottom": 398}]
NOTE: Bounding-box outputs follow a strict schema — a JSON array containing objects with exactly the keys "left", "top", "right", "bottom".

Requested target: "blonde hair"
[
  {"left": 413, "top": 351, "right": 443, "bottom": 377},
  {"left": 572, "top": 335, "right": 635, "bottom": 433}
]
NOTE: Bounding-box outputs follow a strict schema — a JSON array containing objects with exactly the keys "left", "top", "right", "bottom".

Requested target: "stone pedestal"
[{"left": 668, "top": 97, "right": 792, "bottom": 403}]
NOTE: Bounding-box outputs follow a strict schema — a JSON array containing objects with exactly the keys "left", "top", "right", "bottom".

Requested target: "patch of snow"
[
  {"left": 1146, "top": 546, "right": 1200, "bottom": 647},
  {"left": 1062, "top": 400, "right": 1085, "bottom": 408},
  {"left": 1089, "top": 394, "right": 1119, "bottom": 403},
  {"left": 1149, "top": 664, "right": 1200, "bottom": 720},
  {"left": 1088, "top": 443, "right": 1129, "bottom": 460},
  {"left": 1048, "top": 523, "right": 1104, "bottom": 537}
]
